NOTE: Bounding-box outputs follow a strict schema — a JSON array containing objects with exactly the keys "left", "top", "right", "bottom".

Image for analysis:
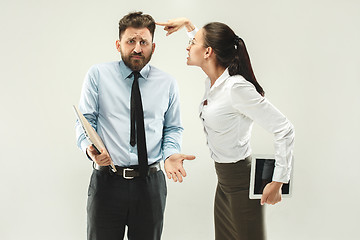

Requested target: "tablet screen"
[{"left": 249, "top": 156, "right": 292, "bottom": 199}]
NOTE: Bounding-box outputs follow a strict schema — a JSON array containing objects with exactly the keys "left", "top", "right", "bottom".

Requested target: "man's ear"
[
  {"left": 115, "top": 40, "right": 121, "bottom": 52},
  {"left": 152, "top": 42, "right": 156, "bottom": 54}
]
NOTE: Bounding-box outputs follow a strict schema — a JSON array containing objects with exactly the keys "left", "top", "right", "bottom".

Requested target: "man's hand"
[
  {"left": 86, "top": 145, "right": 112, "bottom": 166},
  {"left": 164, "top": 153, "right": 196, "bottom": 183},
  {"left": 260, "top": 181, "right": 283, "bottom": 205},
  {"left": 156, "top": 18, "right": 195, "bottom": 36}
]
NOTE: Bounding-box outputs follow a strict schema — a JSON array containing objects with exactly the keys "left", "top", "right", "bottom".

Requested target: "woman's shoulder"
[{"left": 226, "top": 74, "right": 254, "bottom": 89}]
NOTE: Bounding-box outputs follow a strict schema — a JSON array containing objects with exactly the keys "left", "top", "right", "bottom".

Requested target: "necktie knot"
[{"left": 133, "top": 71, "right": 140, "bottom": 81}]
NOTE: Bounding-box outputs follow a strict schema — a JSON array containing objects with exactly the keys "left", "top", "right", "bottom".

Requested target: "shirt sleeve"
[
  {"left": 230, "top": 79, "right": 295, "bottom": 183},
  {"left": 186, "top": 27, "right": 198, "bottom": 39},
  {"left": 162, "top": 79, "right": 184, "bottom": 160},
  {"left": 75, "top": 66, "right": 99, "bottom": 156}
]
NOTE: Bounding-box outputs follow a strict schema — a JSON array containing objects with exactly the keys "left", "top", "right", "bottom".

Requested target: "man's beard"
[{"left": 121, "top": 51, "right": 153, "bottom": 72}]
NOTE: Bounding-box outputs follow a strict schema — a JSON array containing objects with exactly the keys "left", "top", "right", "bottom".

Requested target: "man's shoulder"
[
  {"left": 148, "top": 64, "right": 176, "bottom": 81},
  {"left": 89, "top": 61, "right": 119, "bottom": 72}
]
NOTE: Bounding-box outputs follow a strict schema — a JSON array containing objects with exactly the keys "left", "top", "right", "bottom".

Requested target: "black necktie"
[{"left": 130, "top": 71, "right": 148, "bottom": 177}]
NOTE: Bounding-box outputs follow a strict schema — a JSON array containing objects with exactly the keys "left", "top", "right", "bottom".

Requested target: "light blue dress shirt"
[{"left": 75, "top": 61, "right": 183, "bottom": 167}]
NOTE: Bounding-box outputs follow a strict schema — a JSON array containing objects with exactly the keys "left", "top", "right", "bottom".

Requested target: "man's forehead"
[{"left": 122, "top": 27, "right": 152, "bottom": 39}]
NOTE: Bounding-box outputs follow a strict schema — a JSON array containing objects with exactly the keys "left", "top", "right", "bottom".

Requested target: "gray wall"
[{"left": 1, "top": 0, "right": 359, "bottom": 239}]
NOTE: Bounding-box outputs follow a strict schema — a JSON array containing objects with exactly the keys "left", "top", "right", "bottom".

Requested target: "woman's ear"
[{"left": 204, "top": 46, "right": 213, "bottom": 59}]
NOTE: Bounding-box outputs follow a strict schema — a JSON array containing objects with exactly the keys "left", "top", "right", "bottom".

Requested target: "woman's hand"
[
  {"left": 260, "top": 181, "right": 283, "bottom": 205},
  {"left": 156, "top": 18, "right": 195, "bottom": 36}
]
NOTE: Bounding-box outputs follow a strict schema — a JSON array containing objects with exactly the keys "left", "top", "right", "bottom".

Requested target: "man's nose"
[{"left": 134, "top": 42, "right": 142, "bottom": 53}]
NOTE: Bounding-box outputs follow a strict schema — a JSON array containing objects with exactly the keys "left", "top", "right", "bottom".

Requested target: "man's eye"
[
  {"left": 140, "top": 41, "right": 148, "bottom": 45},
  {"left": 128, "top": 40, "right": 135, "bottom": 44}
]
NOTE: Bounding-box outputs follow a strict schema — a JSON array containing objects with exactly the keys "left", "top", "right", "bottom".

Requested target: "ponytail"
[
  {"left": 229, "top": 36, "right": 264, "bottom": 96},
  {"left": 203, "top": 22, "right": 265, "bottom": 96}
]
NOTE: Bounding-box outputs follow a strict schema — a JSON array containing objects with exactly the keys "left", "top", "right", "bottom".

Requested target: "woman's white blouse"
[{"left": 199, "top": 69, "right": 295, "bottom": 183}]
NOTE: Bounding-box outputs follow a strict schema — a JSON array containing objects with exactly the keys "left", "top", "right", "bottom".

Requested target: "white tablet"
[{"left": 249, "top": 154, "right": 293, "bottom": 199}]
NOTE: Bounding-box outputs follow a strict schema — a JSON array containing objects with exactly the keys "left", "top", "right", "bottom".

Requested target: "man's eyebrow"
[
  {"left": 126, "top": 36, "right": 149, "bottom": 41},
  {"left": 139, "top": 37, "right": 150, "bottom": 42}
]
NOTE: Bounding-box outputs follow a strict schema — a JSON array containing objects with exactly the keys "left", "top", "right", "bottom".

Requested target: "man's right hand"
[{"left": 86, "top": 145, "right": 112, "bottom": 166}]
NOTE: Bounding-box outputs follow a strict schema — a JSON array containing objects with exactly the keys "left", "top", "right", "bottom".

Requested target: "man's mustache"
[{"left": 131, "top": 53, "right": 144, "bottom": 58}]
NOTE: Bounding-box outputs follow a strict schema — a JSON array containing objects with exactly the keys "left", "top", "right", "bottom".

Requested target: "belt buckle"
[{"left": 123, "top": 168, "right": 134, "bottom": 179}]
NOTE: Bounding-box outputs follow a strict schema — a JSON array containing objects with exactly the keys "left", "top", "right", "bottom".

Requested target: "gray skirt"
[{"left": 214, "top": 157, "right": 265, "bottom": 240}]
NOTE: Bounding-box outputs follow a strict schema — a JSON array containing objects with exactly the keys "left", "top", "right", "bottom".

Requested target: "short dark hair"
[
  {"left": 203, "top": 22, "right": 264, "bottom": 96},
  {"left": 118, "top": 11, "right": 155, "bottom": 40}
]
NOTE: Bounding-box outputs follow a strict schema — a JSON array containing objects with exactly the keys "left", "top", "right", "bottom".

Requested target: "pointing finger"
[{"left": 155, "top": 22, "right": 169, "bottom": 26}]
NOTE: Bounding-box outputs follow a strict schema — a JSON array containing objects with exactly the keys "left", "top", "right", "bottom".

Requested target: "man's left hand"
[{"left": 164, "top": 153, "right": 196, "bottom": 183}]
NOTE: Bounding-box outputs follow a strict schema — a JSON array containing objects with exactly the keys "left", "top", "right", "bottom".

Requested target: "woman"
[{"left": 157, "top": 18, "right": 295, "bottom": 240}]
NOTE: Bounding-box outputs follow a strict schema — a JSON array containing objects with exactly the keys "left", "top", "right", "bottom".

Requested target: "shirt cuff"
[
  {"left": 80, "top": 139, "right": 93, "bottom": 161},
  {"left": 186, "top": 27, "right": 198, "bottom": 39},
  {"left": 272, "top": 166, "right": 291, "bottom": 183},
  {"left": 163, "top": 148, "right": 180, "bottom": 161}
]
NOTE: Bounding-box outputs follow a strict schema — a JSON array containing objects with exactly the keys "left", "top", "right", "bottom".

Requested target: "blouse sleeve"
[
  {"left": 230, "top": 79, "right": 295, "bottom": 183},
  {"left": 186, "top": 27, "right": 198, "bottom": 39}
]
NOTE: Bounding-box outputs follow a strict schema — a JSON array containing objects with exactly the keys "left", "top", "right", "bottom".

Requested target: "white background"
[{"left": 1, "top": 0, "right": 359, "bottom": 239}]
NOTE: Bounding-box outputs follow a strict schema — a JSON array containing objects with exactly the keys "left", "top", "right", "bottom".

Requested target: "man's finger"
[
  {"left": 165, "top": 170, "right": 172, "bottom": 180},
  {"left": 183, "top": 154, "right": 196, "bottom": 160},
  {"left": 175, "top": 171, "right": 183, "bottom": 183},
  {"left": 96, "top": 153, "right": 107, "bottom": 162},
  {"left": 178, "top": 167, "right": 187, "bottom": 177},
  {"left": 171, "top": 172, "right": 178, "bottom": 182},
  {"left": 88, "top": 145, "right": 97, "bottom": 154}
]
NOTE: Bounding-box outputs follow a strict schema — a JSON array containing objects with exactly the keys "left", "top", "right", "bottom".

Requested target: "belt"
[{"left": 96, "top": 162, "right": 161, "bottom": 179}]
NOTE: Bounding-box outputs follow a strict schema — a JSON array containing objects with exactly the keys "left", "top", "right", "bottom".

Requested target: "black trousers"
[{"left": 87, "top": 168, "right": 167, "bottom": 240}]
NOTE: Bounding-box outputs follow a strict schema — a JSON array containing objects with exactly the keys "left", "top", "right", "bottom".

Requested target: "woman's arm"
[
  {"left": 156, "top": 18, "right": 196, "bottom": 36},
  {"left": 230, "top": 80, "right": 295, "bottom": 205}
]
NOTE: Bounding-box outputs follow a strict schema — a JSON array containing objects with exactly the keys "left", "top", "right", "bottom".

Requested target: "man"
[{"left": 75, "top": 11, "right": 195, "bottom": 240}]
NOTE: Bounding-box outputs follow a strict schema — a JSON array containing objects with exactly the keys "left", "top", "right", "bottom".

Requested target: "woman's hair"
[{"left": 202, "top": 22, "right": 264, "bottom": 96}]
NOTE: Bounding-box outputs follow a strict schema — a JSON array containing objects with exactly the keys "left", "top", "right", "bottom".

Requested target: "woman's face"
[{"left": 186, "top": 28, "right": 207, "bottom": 66}]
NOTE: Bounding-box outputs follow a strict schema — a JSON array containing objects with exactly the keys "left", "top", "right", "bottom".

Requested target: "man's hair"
[{"left": 118, "top": 11, "right": 155, "bottom": 40}]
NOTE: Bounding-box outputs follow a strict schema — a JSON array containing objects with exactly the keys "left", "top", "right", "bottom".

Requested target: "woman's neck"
[{"left": 202, "top": 63, "right": 226, "bottom": 87}]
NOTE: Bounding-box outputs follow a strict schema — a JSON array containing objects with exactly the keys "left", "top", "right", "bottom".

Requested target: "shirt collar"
[
  {"left": 119, "top": 61, "right": 150, "bottom": 80},
  {"left": 208, "top": 68, "right": 230, "bottom": 92}
]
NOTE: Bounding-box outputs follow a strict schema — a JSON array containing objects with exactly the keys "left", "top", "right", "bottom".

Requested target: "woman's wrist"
[
  {"left": 271, "top": 181, "right": 284, "bottom": 189},
  {"left": 184, "top": 19, "right": 195, "bottom": 32}
]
